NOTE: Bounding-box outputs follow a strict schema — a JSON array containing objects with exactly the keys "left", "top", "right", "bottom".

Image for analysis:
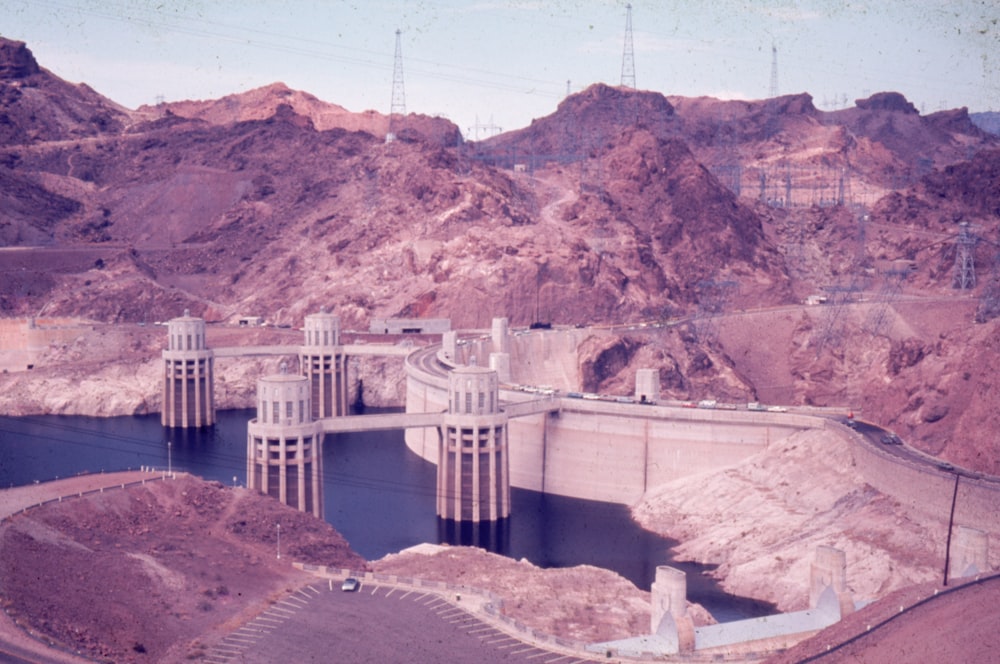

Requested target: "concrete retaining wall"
[{"left": 0, "top": 318, "right": 94, "bottom": 372}]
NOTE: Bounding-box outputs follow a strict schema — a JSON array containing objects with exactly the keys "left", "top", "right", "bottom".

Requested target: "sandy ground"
[{"left": 0, "top": 472, "right": 157, "bottom": 664}]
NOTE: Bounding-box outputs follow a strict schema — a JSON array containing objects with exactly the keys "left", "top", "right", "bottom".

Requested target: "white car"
[{"left": 341, "top": 577, "right": 360, "bottom": 592}]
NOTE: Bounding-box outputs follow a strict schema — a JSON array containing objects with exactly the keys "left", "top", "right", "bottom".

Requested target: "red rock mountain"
[{"left": 2, "top": 37, "right": 1000, "bottom": 474}]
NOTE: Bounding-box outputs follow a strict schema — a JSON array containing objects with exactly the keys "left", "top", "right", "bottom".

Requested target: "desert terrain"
[
  {"left": 2, "top": 36, "right": 1000, "bottom": 660},
  {"left": 0, "top": 473, "right": 686, "bottom": 663}
]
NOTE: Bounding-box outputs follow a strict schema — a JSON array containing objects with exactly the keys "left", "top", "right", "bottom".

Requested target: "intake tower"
[
  {"left": 300, "top": 309, "right": 349, "bottom": 419},
  {"left": 161, "top": 310, "right": 214, "bottom": 428},
  {"left": 246, "top": 364, "right": 325, "bottom": 518},
  {"left": 438, "top": 365, "right": 510, "bottom": 524}
]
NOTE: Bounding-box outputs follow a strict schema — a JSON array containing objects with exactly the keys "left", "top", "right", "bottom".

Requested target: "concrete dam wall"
[
  {"left": 840, "top": 420, "right": 1000, "bottom": 535},
  {"left": 404, "top": 352, "right": 810, "bottom": 505},
  {"left": 405, "top": 327, "right": 1000, "bottom": 541}
]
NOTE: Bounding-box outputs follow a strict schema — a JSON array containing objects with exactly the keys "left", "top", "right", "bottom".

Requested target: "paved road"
[
  {"left": 200, "top": 580, "right": 601, "bottom": 664},
  {"left": 844, "top": 418, "right": 999, "bottom": 484},
  {"left": 0, "top": 471, "right": 161, "bottom": 664}
]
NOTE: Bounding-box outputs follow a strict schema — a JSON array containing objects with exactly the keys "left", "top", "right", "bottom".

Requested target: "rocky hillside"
[
  {"left": 0, "top": 473, "right": 364, "bottom": 663},
  {"left": 2, "top": 36, "right": 1000, "bottom": 473}
]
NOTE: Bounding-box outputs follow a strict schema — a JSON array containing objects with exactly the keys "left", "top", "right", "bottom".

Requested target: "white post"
[{"left": 276, "top": 523, "right": 281, "bottom": 560}]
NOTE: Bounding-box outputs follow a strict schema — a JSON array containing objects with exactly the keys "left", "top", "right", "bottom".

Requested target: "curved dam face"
[
  {"left": 404, "top": 347, "right": 810, "bottom": 505},
  {"left": 405, "top": 328, "right": 1000, "bottom": 541}
]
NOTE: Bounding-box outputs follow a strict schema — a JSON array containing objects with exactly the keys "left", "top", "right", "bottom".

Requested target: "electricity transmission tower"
[
  {"left": 620, "top": 4, "right": 636, "bottom": 89},
  {"left": 952, "top": 221, "right": 977, "bottom": 290},
  {"left": 812, "top": 282, "right": 863, "bottom": 357},
  {"left": 692, "top": 280, "right": 738, "bottom": 345},
  {"left": 769, "top": 43, "right": 779, "bottom": 98},
  {"left": 388, "top": 29, "right": 406, "bottom": 142},
  {"left": 975, "top": 249, "right": 1000, "bottom": 322},
  {"left": 864, "top": 264, "right": 911, "bottom": 335}
]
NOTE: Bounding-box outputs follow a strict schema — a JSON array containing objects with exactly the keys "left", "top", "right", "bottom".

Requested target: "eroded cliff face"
[
  {"left": 0, "top": 322, "right": 408, "bottom": 418},
  {"left": 633, "top": 426, "right": 959, "bottom": 612},
  {"left": 4, "top": 39, "right": 999, "bottom": 473}
]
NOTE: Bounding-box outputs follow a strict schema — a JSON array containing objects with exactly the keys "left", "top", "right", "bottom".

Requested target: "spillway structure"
[
  {"left": 438, "top": 365, "right": 510, "bottom": 527},
  {"left": 300, "top": 309, "right": 349, "bottom": 419},
  {"left": 246, "top": 363, "right": 325, "bottom": 518},
  {"left": 161, "top": 310, "right": 215, "bottom": 428}
]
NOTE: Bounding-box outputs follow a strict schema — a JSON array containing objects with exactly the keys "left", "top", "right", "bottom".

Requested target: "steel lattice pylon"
[
  {"left": 387, "top": 29, "right": 406, "bottom": 142},
  {"left": 390, "top": 29, "right": 406, "bottom": 116},
  {"left": 620, "top": 4, "right": 636, "bottom": 89},
  {"left": 953, "top": 221, "right": 977, "bottom": 290},
  {"left": 769, "top": 44, "right": 779, "bottom": 98}
]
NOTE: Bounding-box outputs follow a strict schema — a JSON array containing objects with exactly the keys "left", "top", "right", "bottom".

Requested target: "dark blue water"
[{"left": 0, "top": 410, "right": 773, "bottom": 620}]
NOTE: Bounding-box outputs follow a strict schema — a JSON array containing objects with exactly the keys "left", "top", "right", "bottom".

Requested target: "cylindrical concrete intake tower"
[
  {"left": 299, "top": 309, "right": 349, "bottom": 419},
  {"left": 161, "top": 310, "right": 214, "bottom": 428},
  {"left": 246, "top": 365, "right": 325, "bottom": 518},
  {"left": 438, "top": 366, "right": 510, "bottom": 523}
]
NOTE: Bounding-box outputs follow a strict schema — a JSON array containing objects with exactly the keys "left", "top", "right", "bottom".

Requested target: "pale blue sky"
[{"left": 3, "top": 0, "right": 998, "bottom": 137}]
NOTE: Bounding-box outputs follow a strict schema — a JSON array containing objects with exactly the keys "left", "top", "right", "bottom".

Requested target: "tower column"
[
  {"left": 439, "top": 366, "right": 509, "bottom": 524},
  {"left": 246, "top": 365, "right": 324, "bottom": 518},
  {"left": 161, "top": 310, "right": 214, "bottom": 429},
  {"left": 300, "top": 309, "right": 348, "bottom": 419}
]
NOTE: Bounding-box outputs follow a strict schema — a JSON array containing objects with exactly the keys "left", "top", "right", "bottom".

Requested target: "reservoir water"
[{"left": 0, "top": 409, "right": 773, "bottom": 621}]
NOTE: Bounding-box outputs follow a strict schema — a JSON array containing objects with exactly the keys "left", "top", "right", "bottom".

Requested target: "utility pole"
[
  {"left": 620, "top": 4, "right": 636, "bottom": 89},
  {"left": 769, "top": 43, "right": 779, "bottom": 98}
]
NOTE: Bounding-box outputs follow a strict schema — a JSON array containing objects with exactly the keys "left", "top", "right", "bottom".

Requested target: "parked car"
[{"left": 341, "top": 577, "right": 360, "bottom": 592}]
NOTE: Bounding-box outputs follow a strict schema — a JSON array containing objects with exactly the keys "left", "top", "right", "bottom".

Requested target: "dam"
[
  {"left": 405, "top": 323, "right": 1000, "bottom": 545},
  {"left": 404, "top": 335, "right": 811, "bottom": 505},
  {"left": 155, "top": 310, "right": 1000, "bottom": 547}
]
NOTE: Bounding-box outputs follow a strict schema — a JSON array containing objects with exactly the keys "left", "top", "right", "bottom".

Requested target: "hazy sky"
[{"left": 3, "top": 0, "right": 998, "bottom": 137}]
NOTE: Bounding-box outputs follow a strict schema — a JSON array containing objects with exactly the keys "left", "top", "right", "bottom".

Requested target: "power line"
[
  {"left": 19, "top": 0, "right": 567, "bottom": 101},
  {"left": 0, "top": 415, "right": 442, "bottom": 500}
]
